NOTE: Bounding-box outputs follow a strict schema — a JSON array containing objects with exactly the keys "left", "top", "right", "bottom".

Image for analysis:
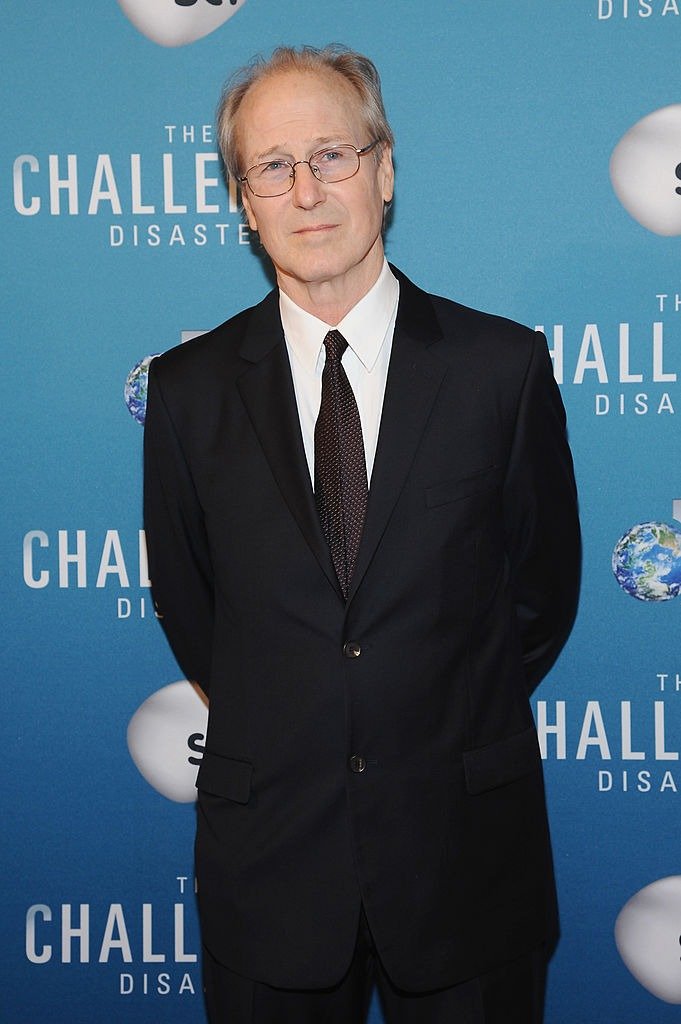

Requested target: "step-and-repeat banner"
[{"left": 2, "top": 4, "right": 679, "bottom": 1022}]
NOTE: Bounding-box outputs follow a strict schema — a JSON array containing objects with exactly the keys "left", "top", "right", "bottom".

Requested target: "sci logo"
[
  {"left": 610, "top": 104, "right": 681, "bottom": 236},
  {"left": 117, "top": 0, "right": 247, "bottom": 47},
  {"left": 615, "top": 876, "right": 681, "bottom": 1004},
  {"left": 127, "top": 681, "right": 208, "bottom": 802}
]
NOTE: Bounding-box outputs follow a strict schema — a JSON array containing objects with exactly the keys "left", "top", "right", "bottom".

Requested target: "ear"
[
  {"left": 378, "top": 145, "right": 394, "bottom": 204},
  {"left": 241, "top": 187, "right": 258, "bottom": 231}
]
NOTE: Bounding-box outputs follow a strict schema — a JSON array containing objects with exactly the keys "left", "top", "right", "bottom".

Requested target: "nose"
[{"left": 289, "top": 160, "right": 325, "bottom": 209}]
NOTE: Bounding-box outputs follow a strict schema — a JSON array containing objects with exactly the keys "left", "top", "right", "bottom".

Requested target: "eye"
[
  {"left": 316, "top": 148, "right": 345, "bottom": 164},
  {"left": 253, "top": 159, "right": 288, "bottom": 180}
]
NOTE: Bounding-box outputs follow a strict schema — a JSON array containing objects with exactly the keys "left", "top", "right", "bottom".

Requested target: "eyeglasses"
[{"left": 240, "top": 140, "right": 380, "bottom": 198}]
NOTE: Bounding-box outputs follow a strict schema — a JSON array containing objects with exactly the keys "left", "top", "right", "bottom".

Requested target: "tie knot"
[{"left": 323, "top": 330, "right": 348, "bottom": 364}]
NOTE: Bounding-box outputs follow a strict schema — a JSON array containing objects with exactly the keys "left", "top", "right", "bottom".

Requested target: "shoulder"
[
  {"left": 432, "top": 292, "right": 534, "bottom": 342},
  {"left": 150, "top": 288, "right": 279, "bottom": 389},
  {"left": 392, "top": 265, "right": 542, "bottom": 370}
]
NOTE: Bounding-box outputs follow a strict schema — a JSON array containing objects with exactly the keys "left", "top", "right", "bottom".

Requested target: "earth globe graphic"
[
  {"left": 124, "top": 354, "right": 159, "bottom": 425},
  {"left": 612, "top": 521, "right": 681, "bottom": 601}
]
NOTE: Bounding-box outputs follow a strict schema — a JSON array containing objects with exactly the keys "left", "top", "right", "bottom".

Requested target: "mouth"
[{"left": 292, "top": 224, "right": 338, "bottom": 235}]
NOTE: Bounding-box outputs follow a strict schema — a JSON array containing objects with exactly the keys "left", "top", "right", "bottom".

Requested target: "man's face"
[{"left": 237, "top": 68, "right": 394, "bottom": 306}]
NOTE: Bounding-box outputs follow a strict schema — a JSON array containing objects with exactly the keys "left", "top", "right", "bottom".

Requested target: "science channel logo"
[
  {"left": 615, "top": 876, "right": 681, "bottom": 1004},
  {"left": 117, "top": 0, "right": 247, "bottom": 47},
  {"left": 610, "top": 104, "right": 681, "bottom": 237},
  {"left": 127, "top": 681, "right": 208, "bottom": 802},
  {"left": 612, "top": 509, "right": 681, "bottom": 601},
  {"left": 124, "top": 355, "right": 159, "bottom": 425},
  {"left": 125, "top": 334, "right": 207, "bottom": 424}
]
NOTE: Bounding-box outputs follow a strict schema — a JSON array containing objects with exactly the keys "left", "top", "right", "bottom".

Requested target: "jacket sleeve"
[
  {"left": 143, "top": 359, "right": 215, "bottom": 693},
  {"left": 502, "top": 330, "right": 581, "bottom": 692}
]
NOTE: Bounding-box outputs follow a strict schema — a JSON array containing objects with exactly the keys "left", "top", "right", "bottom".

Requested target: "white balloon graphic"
[
  {"left": 127, "top": 680, "right": 208, "bottom": 803},
  {"left": 609, "top": 104, "right": 681, "bottom": 237},
  {"left": 614, "top": 875, "right": 681, "bottom": 1004},
  {"left": 117, "top": 0, "right": 247, "bottom": 48}
]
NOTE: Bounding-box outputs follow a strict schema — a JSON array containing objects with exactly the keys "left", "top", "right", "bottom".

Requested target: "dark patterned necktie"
[{"left": 314, "top": 330, "right": 368, "bottom": 599}]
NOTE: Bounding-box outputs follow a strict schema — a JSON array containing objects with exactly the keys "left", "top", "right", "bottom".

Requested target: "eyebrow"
[{"left": 253, "top": 136, "right": 353, "bottom": 163}]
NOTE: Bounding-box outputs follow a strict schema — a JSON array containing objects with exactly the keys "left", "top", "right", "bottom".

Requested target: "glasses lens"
[
  {"left": 245, "top": 146, "right": 364, "bottom": 196},
  {"left": 248, "top": 160, "right": 293, "bottom": 197},
  {"left": 312, "top": 146, "right": 360, "bottom": 183}
]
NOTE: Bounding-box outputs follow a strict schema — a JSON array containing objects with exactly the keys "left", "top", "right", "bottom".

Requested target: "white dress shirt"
[{"left": 279, "top": 261, "right": 399, "bottom": 486}]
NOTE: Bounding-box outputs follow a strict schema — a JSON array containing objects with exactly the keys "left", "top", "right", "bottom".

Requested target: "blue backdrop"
[{"left": 3, "top": 3, "right": 680, "bottom": 1021}]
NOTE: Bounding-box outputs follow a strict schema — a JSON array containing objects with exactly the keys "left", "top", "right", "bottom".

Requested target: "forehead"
[{"left": 237, "top": 68, "right": 365, "bottom": 162}]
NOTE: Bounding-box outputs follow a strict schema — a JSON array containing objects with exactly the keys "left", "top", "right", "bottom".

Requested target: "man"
[{"left": 144, "top": 45, "right": 580, "bottom": 1024}]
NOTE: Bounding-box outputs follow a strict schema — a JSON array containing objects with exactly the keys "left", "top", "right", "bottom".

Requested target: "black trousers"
[{"left": 202, "top": 910, "right": 548, "bottom": 1024}]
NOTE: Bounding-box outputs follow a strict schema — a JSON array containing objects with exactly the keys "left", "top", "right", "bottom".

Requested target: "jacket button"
[
  {"left": 349, "top": 754, "right": 366, "bottom": 773},
  {"left": 343, "top": 641, "right": 361, "bottom": 658}
]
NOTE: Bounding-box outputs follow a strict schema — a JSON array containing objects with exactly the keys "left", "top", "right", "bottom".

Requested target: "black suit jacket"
[{"left": 143, "top": 267, "right": 580, "bottom": 991}]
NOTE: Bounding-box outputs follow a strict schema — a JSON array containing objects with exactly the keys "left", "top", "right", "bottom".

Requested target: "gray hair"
[{"left": 217, "top": 44, "right": 395, "bottom": 182}]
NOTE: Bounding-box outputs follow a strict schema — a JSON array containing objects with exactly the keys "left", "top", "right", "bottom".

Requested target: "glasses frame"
[{"left": 239, "top": 140, "right": 381, "bottom": 198}]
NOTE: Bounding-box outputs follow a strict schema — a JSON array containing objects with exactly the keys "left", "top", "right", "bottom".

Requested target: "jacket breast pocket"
[
  {"left": 425, "top": 464, "right": 501, "bottom": 509},
  {"left": 196, "top": 750, "right": 253, "bottom": 804},
  {"left": 462, "top": 726, "right": 541, "bottom": 795}
]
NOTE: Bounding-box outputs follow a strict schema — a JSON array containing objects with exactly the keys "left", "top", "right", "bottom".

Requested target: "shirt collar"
[{"left": 279, "top": 261, "right": 399, "bottom": 377}]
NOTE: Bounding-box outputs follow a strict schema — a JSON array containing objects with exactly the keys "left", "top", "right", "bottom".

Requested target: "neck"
[{"left": 276, "top": 248, "right": 385, "bottom": 326}]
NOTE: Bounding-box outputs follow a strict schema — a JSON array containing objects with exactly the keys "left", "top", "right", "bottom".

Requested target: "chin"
[{"left": 282, "top": 259, "right": 347, "bottom": 286}]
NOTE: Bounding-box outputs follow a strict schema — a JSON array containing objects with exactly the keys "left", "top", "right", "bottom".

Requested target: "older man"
[{"left": 144, "top": 44, "right": 580, "bottom": 1024}]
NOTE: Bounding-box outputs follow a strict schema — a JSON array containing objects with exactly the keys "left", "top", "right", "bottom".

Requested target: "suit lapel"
[
  {"left": 348, "top": 271, "right": 448, "bottom": 602},
  {"left": 236, "top": 290, "right": 341, "bottom": 597},
  {"left": 234, "top": 273, "right": 448, "bottom": 604}
]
